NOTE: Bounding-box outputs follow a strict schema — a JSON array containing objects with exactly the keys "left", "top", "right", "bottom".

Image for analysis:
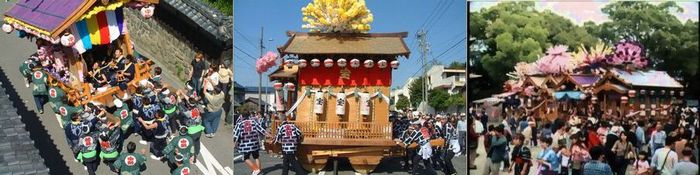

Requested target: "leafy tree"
[
  {"left": 428, "top": 89, "right": 450, "bottom": 111},
  {"left": 204, "top": 0, "right": 232, "bottom": 15},
  {"left": 395, "top": 95, "right": 411, "bottom": 111},
  {"left": 408, "top": 77, "right": 425, "bottom": 108},
  {"left": 447, "top": 61, "right": 467, "bottom": 69},
  {"left": 447, "top": 93, "right": 466, "bottom": 108}
]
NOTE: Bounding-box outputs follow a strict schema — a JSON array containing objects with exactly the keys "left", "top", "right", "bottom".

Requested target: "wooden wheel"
[{"left": 349, "top": 156, "right": 381, "bottom": 175}]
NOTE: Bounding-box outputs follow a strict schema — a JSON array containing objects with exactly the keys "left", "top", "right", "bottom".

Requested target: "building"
[
  {"left": 426, "top": 65, "right": 466, "bottom": 95},
  {"left": 242, "top": 86, "right": 276, "bottom": 112},
  {"left": 390, "top": 77, "right": 417, "bottom": 106}
]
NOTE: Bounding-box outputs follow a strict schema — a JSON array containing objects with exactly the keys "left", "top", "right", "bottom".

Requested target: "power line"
[
  {"left": 234, "top": 28, "right": 258, "bottom": 49},
  {"left": 419, "top": 0, "right": 446, "bottom": 30},
  {"left": 425, "top": 0, "right": 456, "bottom": 32},
  {"left": 409, "top": 37, "right": 465, "bottom": 78},
  {"left": 234, "top": 45, "right": 258, "bottom": 60}
]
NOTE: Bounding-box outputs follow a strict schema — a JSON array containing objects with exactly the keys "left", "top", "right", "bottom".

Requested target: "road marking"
[
  {"left": 195, "top": 144, "right": 233, "bottom": 175},
  {"left": 233, "top": 155, "right": 243, "bottom": 161}
]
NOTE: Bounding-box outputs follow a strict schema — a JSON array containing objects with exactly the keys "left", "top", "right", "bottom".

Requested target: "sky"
[
  {"left": 470, "top": 1, "right": 699, "bottom": 25},
  {"left": 234, "top": 0, "right": 466, "bottom": 89}
]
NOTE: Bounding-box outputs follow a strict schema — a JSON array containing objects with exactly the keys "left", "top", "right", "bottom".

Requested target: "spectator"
[
  {"left": 218, "top": 64, "right": 234, "bottom": 126},
  {"left": 633, "top": 151, "right": 650, "bottom": 175},
  {"left": 510, "top": 133, "right": 531, "bottom": 175},
  {"left": 467, "top": 116, "right": 478, "bottom": 170},
  {"left": 650, "top": 123, "right": 666, "bottom": 152},
  {"left": 651, "top": 136, "right": 678, "bottom": 175},
  {"left": 671, "top": 148, "right": 698, "bottom": 175},
  {"left": 570, "top": 135, "right": 589, "bottom": 175},
  {"left": 203, "top": 87, "right": 225, "bottom": 138},
  {"left": 582, "top": 146, "right": 613, "bottom": 175},
  {"left": 484, "top": 125, "right": 506, "bottom": 175},
  {"left": 189, "top": 52, "right": 207, "bottom": 94},
  {"left": 611, "top": 132, "right": 635, "bottom": 175},
  {"left": 536, "top": 136, "right": 559, "bottom": 175},
  {"left": 457, "top": 115, "right": 467, "bottom": 155}
]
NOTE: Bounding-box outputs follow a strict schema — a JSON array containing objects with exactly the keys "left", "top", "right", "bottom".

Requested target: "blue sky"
[{"left": 234, "top": 0, "right": 466, "bottom": 88}]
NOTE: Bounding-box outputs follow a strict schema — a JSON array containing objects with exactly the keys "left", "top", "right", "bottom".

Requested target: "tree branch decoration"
[
  {"left": 514, "top": 62, "right": 541, "bottom": 78},
  {"left": 606, "top": 39, "right": 648, "bottom": 69},
  {"left": 573, "top": 42, "right": 612, "bottom": 70},
  {"left": 255, "top": 51, "right": 279, "bottom": 74},
  {"left": 536, "top": 45, "right": 575, "bottom": 75},
  {"left": 301, "top": 0, "right": 374, "bottom": 33}
]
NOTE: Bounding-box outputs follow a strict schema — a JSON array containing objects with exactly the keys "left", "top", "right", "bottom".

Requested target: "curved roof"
[
  {"left": 4, "top": 0, "right": 96, "bottom": 37},
  {"left": 278, "top": 31, "right": 410, "bottom": 57}
]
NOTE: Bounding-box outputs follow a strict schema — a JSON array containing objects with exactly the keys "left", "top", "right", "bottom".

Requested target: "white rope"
[{"left": 285, "top": 89, "right": 309, "bottom": 116}]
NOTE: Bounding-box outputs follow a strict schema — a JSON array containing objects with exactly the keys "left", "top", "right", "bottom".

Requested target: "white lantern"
[
  {"left": 2, "top": 23, "right": 13, "bottom": 33},
  {"left": 298, "top": 59, "right": 307, "bottom": 68},
  {"left": 363, "top": 60, "right": 374, "bottom": 68},
  {"left": 640, "top": 90, "right": 646, "bottom": 95},
  {"left": 621, "top": 96, "right": 628, "bottom": 104},
  {"left": 350, "top": 59, "right": 360, "bottom": 68},
  {"left": 390, "top": 60, "right": 399, "bottom": 69},
  {"left": 140, "top": 5, "right": 155, "bottom": 19},
  {"left": 660, "top": 90, "right": 666, "bottom": 95},
  {"left": 285, "top": 83, "right": 295, "bottom": 90},
  {"left": 377, "top": 60, "right": 388, "bottom": 68},
  {"left": 670, "top": 91, "right": 675, "bottom": 96},
  {"left": 284, "top": 59, "right": 294, "bottom": 69},
  {"left": 310, "top": 59, "right": 320, "bottom": 67},
  {"left": 60, "top": 33, "right": 76, "bottom": 47},
  {"left": 579, "top": 93, "right": 586, "bottom": 100},
  {"left": 323, "top": 58, "right": 334, "bottom": 68},
  {"left": 628, "top": 90, "right": 637, "bottom": 98},
  {"left": 273, "top": 82, "right": 283, "bottom": 90},
  {"left": 337, "top": 58, "right": 347, "bottom": 67},
  {"left": 680, "top": 91, "right": 684, "bottom": 97},
  {"left": 650, "top": 90, "right": 655, "bottom": 96}
]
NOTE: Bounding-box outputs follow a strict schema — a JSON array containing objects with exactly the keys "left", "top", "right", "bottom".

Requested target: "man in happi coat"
[
  {"left": 273, "top": 119, "right": 304, "bottom": 175},
  {"left": 234, "top": 114, "right": 269, "bottom": 175}
]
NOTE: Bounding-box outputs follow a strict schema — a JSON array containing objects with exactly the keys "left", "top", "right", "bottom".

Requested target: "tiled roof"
[
  {"left": 3, "top": 0, "right": 95, "bottom": 36},
  {"left": 0, "top": 85, "right": 50, "bottom": 174},
  {"left": 278, "top": 31, "right": 410, "bottom": 57},
  {"left": 611, "top": 68, "right": 683, "bottom": 88},
  {"left": 161, "top": 0, "right": 232, "bottom": 43},
  {"left": 570, "top": 75, "right": 600, "bottom": 87}
]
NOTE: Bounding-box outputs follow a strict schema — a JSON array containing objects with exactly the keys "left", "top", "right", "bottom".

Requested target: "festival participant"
[
  {"left": 397, "top": 121, "right": 418, "bottom": 171},
  {"left": 159, "top": 88, "right": 179, "bottom": 135},
  {"left": 467, "top": 117, "right": 479, "bottom": 170},
  {"left": 164, "top": 126, "right": 194, "bottom": 172},
  {"left": 635, "top": 121, "right": 646, "bottom": 153},
  {"left": 113, "top": 142, "right": 147, "bottom": 174},
  {"left": 457, "top": 114, "right": 467, "bottom": 156},
  {"left": 234, "top": 114, "right": 269, "bottom": 175},
  {"left": 19, "top": 56, "right": 37, "bottom": 87},
  {"left": 671, "top": 148, "right": 698, "bottom": 175},
  {"left": 611, "top": 132, "right": 635, "bottom": 175},
  {"left": 273, "top": 119, "right": 304, "bottom": 175},
  {"left": 138, "top": 96, "right": 160, "bottom": 145},
  {"left": 98, "top": 130, "right": 121, "bottom": 172},
  {"left": 403, "top": 120, "right": 435, "bottom": 175},
  {"left": 65, "top": 113, "right": 84, "bottom": 161},
  {"left": 151, "top": 66, "right": 163, "bottom": 86},
  {"left": 116, "top": 55, "right": 135, "bottom": 90},
  {"left": 203, "top": 86, "right": 225, "bottom": 138},
  {"left": 170, "top": 153, "right": 192, "bottom": 175},
  {"left": 202, "top": 64, "right": 219, "bottom": 92},
  {"left": 30, "top": 64, "right": 48, "bottom": 114},
  {"left": 441, "top": 116, "right": 459, "bottom": 175},
  {"left": 189, "top": 52, "right": 207, "bottom": 94},
  {"left": 651, "top": 136, "right": 678, "bottom": 175},
  {"left": 632, "top": 151, "right": 650, "bottom": 175},
  {"left": 179, "top": 96, "right": 204, "bottom": 163},
  {"left": 583, "top": 146, "right": 613, "bottom": 175},
  {"left": 510, "top": 133, "right": 531, "bottom": 175},
  {"left": 47, "top": 79, "right": 65, "bottom": 109},
  {"left": 151, "top": 111, "right": 170, "bottom": 160},
  {"left": 483, "top": 125, "right": 506, "bottom": 175},
  {"left": 650, "top": 123, "right": 666, "bottom": 153},
  {"left": 536, "top": 136, "right": 559, "bottom": 175},
  {"left": 431, "top": 116, "right": 445, "bottom": 171},
  {"left": 570, "top": 135, "right": 589, "bottom": 175},
  {"left": 114, "top": 99, "right": 133, "bottom": 142},
  {"left": 76, "top": 122, "right": 99, "bottom": 175}
]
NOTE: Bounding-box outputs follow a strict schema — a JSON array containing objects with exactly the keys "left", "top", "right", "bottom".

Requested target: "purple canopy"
[
  {"left": 571, "top": 75, "right": 600, "bottom": 87},
  {"left": 4, "top": 0, "right": 89, "bottom": 34}
]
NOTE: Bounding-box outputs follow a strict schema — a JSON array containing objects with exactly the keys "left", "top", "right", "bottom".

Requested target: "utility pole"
[
  {"left": 416, "top": 30, "right": 430, "bottom": 111},
  {"left": 259, "top": 27, "right": 264, "bottom": 113}
]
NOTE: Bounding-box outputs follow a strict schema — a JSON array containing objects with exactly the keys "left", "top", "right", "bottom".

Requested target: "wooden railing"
[{"left": 270, "top": 120, "right": 393, "bottom": 145}]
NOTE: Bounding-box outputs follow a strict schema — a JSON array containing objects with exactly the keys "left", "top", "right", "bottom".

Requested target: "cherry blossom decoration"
[
  {"left": 255, "top": 51, "right": 279, "bottom": 73},
  {"left": 514, "top": 62, "right": 540, "bottom": 77},
  {"left": 536, "top": 45, "right": 575, "bottom": 74},
  {"left": 606, "top": 39, "right": 648, "bottom": 69}
]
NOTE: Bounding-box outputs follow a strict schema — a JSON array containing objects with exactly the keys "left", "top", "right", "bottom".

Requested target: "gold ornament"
[{"left": 301, "top": 0, "right": 373, "bottom": 33}]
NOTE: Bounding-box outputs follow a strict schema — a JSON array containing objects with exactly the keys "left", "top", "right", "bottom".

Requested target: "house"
[
  {"left": 390, "top": 77, "right": 417, "bottom": 105},
  {"left": 426, "top": 65, "right": 466, "bottom": 95}
]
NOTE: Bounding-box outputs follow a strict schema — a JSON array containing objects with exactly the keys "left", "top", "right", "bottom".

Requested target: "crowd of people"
[
  {"left": 20, "top": 44, "right": 233, "bottom": 174},
  {"left": 467, "top": 104, "right": 699, "bottom": 175},
  {"left": 392, "top": 112, "right": 467, "bottom": 175}
]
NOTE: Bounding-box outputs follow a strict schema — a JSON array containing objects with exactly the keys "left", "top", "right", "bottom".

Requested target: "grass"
[{"left": 201, "top": 0, "right": 232, "bottom": 16}]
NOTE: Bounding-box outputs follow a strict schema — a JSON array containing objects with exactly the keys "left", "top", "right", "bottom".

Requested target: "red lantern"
[
  {"left": 273, "top": 82, "right": 283, "bottom": 90},
  {"left": 323, "top": 58, "right": 334, "bottom": 68},
  {"left": 285, "top": 83, "right": 295, "bottom": 90}
]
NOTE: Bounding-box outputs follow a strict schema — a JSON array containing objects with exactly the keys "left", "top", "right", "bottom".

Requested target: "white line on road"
[
  {"left": 233, "top": 155, "right": 243, "bottom": 161},
  {"left": 195, "top": 144, "right": 233, "bottom": 175}
]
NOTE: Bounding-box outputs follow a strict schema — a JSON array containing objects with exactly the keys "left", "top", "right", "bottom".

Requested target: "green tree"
[
  {"left": 447, "top": 61, "right": 467, "bottom": 69},
  {"left": 395, "top": 95, "right": 411, "bottom": 111},
  {"left": 428, "top": 89, "right": 450, "bottom": 112},
  {"left": 408, "top": 77, "right": 425, "bottom": 108},
  {"left": 446, "top": 93, "right": 466, "bottom": 108}
]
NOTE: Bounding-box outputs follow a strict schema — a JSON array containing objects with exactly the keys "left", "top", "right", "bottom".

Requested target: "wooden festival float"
[
  {"left": 503, "top": 41, "right": 684, "bottom": 122},
  {"left": 3, "top": 0, "right": 159, "bottom": 106}
]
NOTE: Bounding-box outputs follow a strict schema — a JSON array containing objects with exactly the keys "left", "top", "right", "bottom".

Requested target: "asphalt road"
[
  {"left": 233, "top": 146, "right": 467, "bottom": 175},
  {"left": 0, "top": 2, "right": 233, "bottom": 175}
]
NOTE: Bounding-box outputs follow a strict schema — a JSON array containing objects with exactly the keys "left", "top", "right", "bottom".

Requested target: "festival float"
[
  {"left": 261, "top": 0, "right": 421, "bottom": 173},
  {"left": 501, "top": 40, "right": 684, "bottom": 122},
  {"left": 3, "top": 0, "right": 159, "bottom": 106}
]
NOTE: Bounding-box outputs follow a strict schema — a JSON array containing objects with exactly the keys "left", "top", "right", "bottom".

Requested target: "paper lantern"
[
  {"left": 660, "top": 90, "right": 665, "bottom": 95},
  {"left": 670, "top": 91, "right": 675, "bottom": 96},
  {"left": 628, "top": 90, "right": 636, "bottom": 98},
  {"left": 273, "top": 82, "right": 283, "bottom": 90},
  {"left": 350, "top": 59, "right": 360, "bottom": 68},
  {"left": 363, "top": 60, "right": 374, "bottom": 68},
  {"left": 377, "top": 60, "right": 388, "bottom": 68},
  {"left": 2, "top": 23, "right": 13, "bottom": 33},
  {"left": 140, "top": 5, "right": 155, "bottom": 19},
  {"left": 640, "top": 90, "right": 646, "bottom": 95},
  {"left": 391, "top": 60, "right": 399, "bottom": 69},
  {"left": 640, "top": 104, "right": 646, "bottom": 109},
  {"left": 337, "top": 58, "right": 347, "bottom": 67},
  {"left": 579, "top": 93, "right": 587, "bottom": 100},
  {"left": 650, "top": 90, "right": 655, "bottom": 96},
  {"left": 285, "top": 59, "right": 294, "bottom": 69},
  {"left": 621, "top": 96, "right": 628, "bottom": 104},
  {"left": 298, "top": 59, "right": 307, "bottom": 68},
  {"left": 310, "top": 59, "right": 320, "bottom": 67},
  {"left": 680, "top": 91, "right": 684, "bottom": 97},
  {"left": 323, "top": 59, "right": 334, "bottom": 68},
  {"left": 60, "top": 33, "right": 76, "bottom": 47},
  {"left": 286, "top": 83, "right": 295, "bottom": 90}
]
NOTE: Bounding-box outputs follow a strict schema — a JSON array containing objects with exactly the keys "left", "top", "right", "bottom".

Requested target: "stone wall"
[{"left": 123, "top": 8, "right": 232, "bottom": 82}]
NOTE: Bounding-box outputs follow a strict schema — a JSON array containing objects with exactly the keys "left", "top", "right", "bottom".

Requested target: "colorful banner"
[{"left": 70, "top": 8, "right": 124, "bottom": 54}]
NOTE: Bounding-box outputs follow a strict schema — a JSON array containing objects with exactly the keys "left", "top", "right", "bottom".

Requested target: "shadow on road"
[{"left": 0, "top": 67, "right": 71, "bottom": 175}]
